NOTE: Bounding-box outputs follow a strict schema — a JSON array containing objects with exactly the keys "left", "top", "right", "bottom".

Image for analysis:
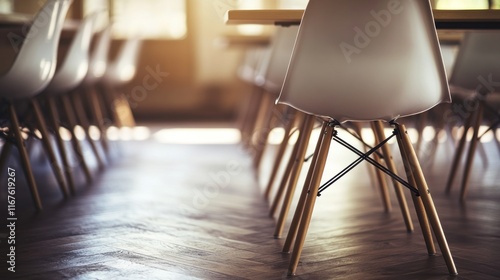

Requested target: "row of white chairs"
[
  {"left": 238, "top": 0, "right": 499, "bottom": 276},
  {"left": 0, "top": 0, "right": 142, "bottom": 210}
]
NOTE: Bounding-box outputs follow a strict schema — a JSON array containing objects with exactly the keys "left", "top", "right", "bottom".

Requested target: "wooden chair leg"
[
  {"left": 87, "top": 87, "right": 110, "bottom": 156},
  {"left": 274, "top": 114, "right": 314, "bottom": 238},
  {"left": 71, "top": 93, "right": 105, "bottom": 170},
  {"left": 445, "top": 112, "right": 474, "bottom": 193},
  {"left": 47, "top": 96, "right": 76, "bottom": 195},
  {"left": 107, "top": 92, "right": 133, "bottom": 128},
  {"left": 288, "top": 122, "right": 334, "bottom": 276},
  {"left": 31, "top": 99, "right": 69, "bottom": 198},
  {"left": 460, "top": 103, "right": 484, "bottom": 201},
  {"left": 477, "top": 141, "right": 489, "bottom": 169},
  {"left": 427, "top": 115, "right": 445, "bottom": 169},
  {"left": 372, "top": 144, "right": 392, "bottom": 213},
  {"left": 372, "top": 121, "right": 413, "bottom": 232},
  {"left": 411, "top": 190, "right": 437, "bottom": 255},
  {"left": 394, "top": 128, "right": 436, "bottom": 255},
  {"left": 245, "top": 87, "right": 266, "bottom": 149},
  {"left": 252, "top": 94, "right": 275, "bottom": 170},
  {"left": 8, "top": 102, "right": 43, "bottom": 210},
  {"left": 240, "top": 87, "right": 263, "bottom": 148},
  {"left": 415, "top": 112, "right": 428, "bottom": 156},
  {"left": 61, "top": 95, "right": 93, "bottom": 184},
  {"left": 282, "top": 119, "right": 325, "bottom": 253},
  {"left": 396, "top": 123, "right": 458, "bottom": 275},
  {"left": 265, "top": 111, "right": 298, "bottom": 200},
  {"left": 495, "top": 126, "right": 500, "bottom": 157}
]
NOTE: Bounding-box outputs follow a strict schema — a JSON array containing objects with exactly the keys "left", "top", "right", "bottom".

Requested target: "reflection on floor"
[{"left": 1, "top": 123, "right": 499, "bottom": 279}]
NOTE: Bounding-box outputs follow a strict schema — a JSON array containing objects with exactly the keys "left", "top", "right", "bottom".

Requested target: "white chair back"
[
  {"left": 104, "top": 38, "right": 143, "bottom": 85},
  {"left": 0, "top": 0, "right": 73, "bottom": 99},
  {"left": 278, "top": 0, "right": 450, "bottom": 122},
  {"left": 255, "top": 26, "right": 299, "bottom": 95},
  {"left": 83, "top": 26, "right": 112, "bottom": 85},
  {"left": 450, "top": 32, "right": 500, "bottom": 93},
  {"left": 46, "top": 13, "right": 97, "bottom": 94}
]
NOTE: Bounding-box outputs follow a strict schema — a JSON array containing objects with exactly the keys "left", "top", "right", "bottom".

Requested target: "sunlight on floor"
[{"left": 153, "top": 128, "right": 241, "bottom": 144}]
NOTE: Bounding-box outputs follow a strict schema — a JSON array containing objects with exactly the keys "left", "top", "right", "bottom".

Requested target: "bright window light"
[
  {"left": 236, "top": 0, "right": 265, "bottom": 35},
  {"left": 436, "top": 0, "right": 489, "bottom": 9},
  {"left": 0, "top": 0, "right": 12, "bottom": 13},
  {"left": 154, "top": 128, "right": 241, "bottom": 144},
  {"left": 83, "top": 0, "right": 109, "bottom": 32},
  {"left": 111, "top": 0, "right": 187, "bottom": 39},
  {"left": 422, "top": 126, "right": 436, "bottom": 142},
  {"left": 479, "top": 125, "right": 494, "bottom": 143},
  {"left": 268, "top": 127, "right": 285, "bottom": 145},
  {"left": 279, "top": 0, "right": 309, "bottom": 9}
]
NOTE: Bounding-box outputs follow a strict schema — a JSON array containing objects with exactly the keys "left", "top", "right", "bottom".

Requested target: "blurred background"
[{"left": 1, "top": 0, "right": 499, "bottom": 123}]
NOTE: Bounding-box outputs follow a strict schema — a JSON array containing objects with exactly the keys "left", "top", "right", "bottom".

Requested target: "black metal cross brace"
[{"left": 316, "top": 126, "right": 420, "bottom": 196}]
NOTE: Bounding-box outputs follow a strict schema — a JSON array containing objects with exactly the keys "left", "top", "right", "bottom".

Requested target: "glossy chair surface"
[
  {"left": 0, "top": 0, "right": 73, "bottom": 210},
  {"left": 278, "top": 0, "right": 450, "bottom": 122},
  {"left": 83, "top": 26, "right": 111, "bottom": 86},
  {"left": 238, "top": 47, "right": 269, "bottom": 84},
  {"left": 255, "top": 26, "right": 299, "bottom": 95},
  {"left": 445, "top": 31, "right": 500, "bottom": 200},
  {"left": 278, "top": 0, "right": 457, "bottom": 276},
  {"left": 104, "top": 38, "right": 143, "bottom": 86},
  {"left": 0, "top": 0, "right": 73, "bottom": 99},
  {"left": 45, "top": 13, "right": 97, "bottom": 94},
  {"left": 450, "top": 32, "right": 500, "bottom": 93}
]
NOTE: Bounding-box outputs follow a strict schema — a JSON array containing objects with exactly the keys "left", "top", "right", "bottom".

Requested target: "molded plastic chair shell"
[
  {"left": 449, "top": 32, "right": 500, "bottom": 94},
  {"left": 82, "top": 26, "right": 112, "bottom": 86},
  {"left": 255, "top": 26, "right": 299, "bottom": 96},
  {"left": 0, "top": 0, "right": 73, "bottom": 99},
  {"left": 238, "top": 47, "right": 269, "bottom": 84},
  {"left": 103, "top": 38, "right": 143, "bottom": 86},
  {"left": 440, "top": 44, "right": 459, "bottom": 79},
  {"left": 45, "top": 13, "right": 97, "bottom": 94},
  {"left": 278, "top": 0, "right": 450, "bottom": 122}
]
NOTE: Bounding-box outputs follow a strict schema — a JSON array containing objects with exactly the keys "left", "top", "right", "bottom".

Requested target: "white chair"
[
  {"left": 276, "top": 0, "right": 457, "bottom": 276},
  {"left": 254, "top": 26, "right": 300, "bottom": 200},
  {"left": 237, "top": 47, "right": 270, "bottom": 148},
  {"left": 445, "top": 31, "right": 500, "bottom": 200},
  {"left": 64, "top": 27, "right": 112, "bottom": 171},
  {"left": 259, "top": 27, "right": 413, "bottom": 239},
  {"left": 80, "top": 26, "right": 112, "bottom": 157},
  {"left": 42, "top": 13, "right": 98, "bottom": 193},
  {"left": 0, "top": 0, "right": 73, "bottom": 210},
  {"left": 102, "top": 37, "right": 143, "bottom": 128}
]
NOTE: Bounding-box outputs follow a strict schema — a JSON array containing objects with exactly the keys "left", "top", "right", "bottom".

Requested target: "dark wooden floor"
[{"left": 1, "top": 124, "right": 499, "bottom": 279}]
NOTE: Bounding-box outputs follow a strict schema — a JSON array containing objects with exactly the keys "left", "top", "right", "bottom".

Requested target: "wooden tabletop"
[{"left": 225, "top": 9, "right": 500, "bottom": 29}]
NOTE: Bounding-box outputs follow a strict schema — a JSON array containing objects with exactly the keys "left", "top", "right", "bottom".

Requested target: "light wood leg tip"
[{"left": 273, "top": 235, "right": 281, "bottom": 239}]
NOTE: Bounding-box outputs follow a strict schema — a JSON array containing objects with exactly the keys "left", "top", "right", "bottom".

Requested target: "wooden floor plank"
[{"left": 0, "top": 125, "right": 499, "bottom": 279}]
